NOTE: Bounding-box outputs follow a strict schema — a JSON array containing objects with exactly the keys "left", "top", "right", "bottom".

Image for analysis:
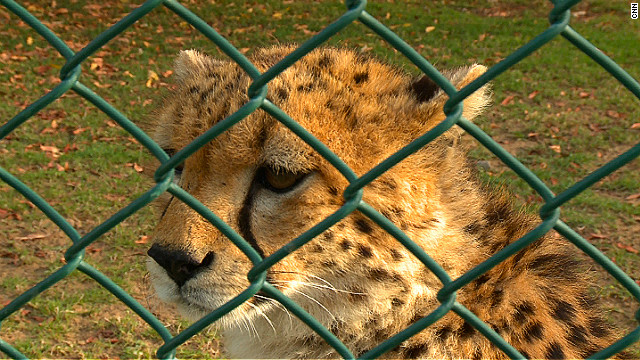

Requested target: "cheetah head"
[{"left": 146, "top": 46, "right": 490, "bottom": 339}]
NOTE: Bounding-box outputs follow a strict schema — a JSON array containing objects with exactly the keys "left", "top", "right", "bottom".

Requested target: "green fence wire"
[{"left": 1, "top": 0, "right": 639, "bottom": 359}]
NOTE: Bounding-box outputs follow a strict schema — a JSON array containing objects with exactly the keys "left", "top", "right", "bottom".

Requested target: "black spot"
[
  {"left": 357, "top": 244, "right": 373, "bottom": 258},
  {"left": 354, "top": 218, "right": 374, "bottom": 234},
  {"left": 580, "top": 345, "right": 603, "bottom": 359},
  {"left": 435, "top": 325, "right": 452, "bottom": 340},
  {"left": 199, "top": 84, "right": 216, "bottom": 103},
  {"left": 322, "top": 260, "right": 337, "bottom": 267},
  {"left": 576, "top": 291, "right": 592, "bottom": 306},
  {"left": 552, "top": 300, "right": 576, "bottom": 324},
  {"left": 512, "top": 301, "right": 536, "bottom": 323},
  {"left": 619, "top": 351, "right": 636, "bottom": 360},
  {"left": 322, "top": 231, "right": 334, "bottom": 242},
  {"left": 545, "top": 342, "right": 565, "bottom": 359},
  {"left": 410, "top": 313, "right": 425, "bottom": 324},
  {"left": 353, "top": 71, "right": 369, "bottom": 84},
  {"left": 391, "top": 298, "right": 404, "bottom": 307},
  {"left": 318, "top": 54, "right": 333, "bottom": 68},
  {"left": 489, "top": 322, "right": 504, "bottom": 335},
  {"left": 413, "top": 218, "right": 439, "bottom": 229},
  {"left": 484, "top": 200, "right": 512, "bottom": 225},
  {"left": 491, "top": 289, "right": 504, "bottom": 308},
  {"left": 474, "top": 274, "right": 490, "bottom": 287},
  {"left": 568, "top": 323, "right": 588, "bottom": 347},
  {"left": 403, "top": 343, "right": 429, "bottom": 359},
  {"left": 276, "top": 87, "right": 288, "bottom": 100},
  {"left": 522, "top": 321, "right": 544, "bottom": 343},
  {"left": 325, "top": 99, "right": 338, "bottom": 110},
  {"left": 588, "top": 316, "right": 611, "bottom": 338},
  {"left": 205, "top": 69, "right": 221, "bottom": 79},
  {"left": 380, "top": 178, "right": 397, "bottom": 190},
  {"left": 459, "top": 321, "right": 476, "bottom": 339},
  {"left": 463, "top": 222, "right": 483, "bottom": 234},
  {"left": 340, "top": 239, "right": 353, "bottom": 251},
  {"left": 310, "top": 244, "right": 324, "bottom": 253},
  {"left": 390, "top": 249, "right": 404, "bottom": 261},
  {"left": 297, "top": 83, "right": 314, "bottom": 92},
  {"left": 300, "top": 334, "right": 321, "bottom": 346},
  {"left": 489, "top": 240, "right": 506, "bottom": 254},
  {"left": 188, "top": 85, "right": 199, "bottom": 94},
  {"left": 343, "top": 103, "right": 354, "bottom": 119},
  {"left": 369, "top": 268, "right": 390, "bottom": 281},
  {"left": 472, "top": 348, "right": 483, "bottom": 360},
  {"left": 529, "top": 253, "right": 580, "bottom": 280},
  {"left": 512, "top": 243, "right": 533, "bottom": 265},
  {"left": 329, "top": 319, "right": 346, "bottom": 332},
  {"left": 410, "top": 75, "right": 440, "bottom": 103},
  {"left": 328, "top": 186, "right": 339, "bottom": 196},
  {"left": 403, "top": 344, "right": 429, "bottom": 358}
]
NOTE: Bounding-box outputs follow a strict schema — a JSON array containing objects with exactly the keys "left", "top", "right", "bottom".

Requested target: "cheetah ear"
[
  {"left": 173, "top": 49, "right": 217, "bottom": 83},
  {"left": 411, "top": 64, "right": 491, "bottom": 121}
]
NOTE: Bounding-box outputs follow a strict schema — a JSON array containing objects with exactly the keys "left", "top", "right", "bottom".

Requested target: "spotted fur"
[{"left": 146, "top": 46, "right": 618, "bottom": 359}]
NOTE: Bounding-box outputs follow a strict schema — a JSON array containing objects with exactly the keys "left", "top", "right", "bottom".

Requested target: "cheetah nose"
[{"left": 147, "top": 244, "right": 215, "bottom": 287}]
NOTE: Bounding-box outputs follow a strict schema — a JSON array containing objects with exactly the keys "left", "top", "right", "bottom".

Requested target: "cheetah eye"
[{"left": 258, "top": 167, "right": 308, "bottom": 193}]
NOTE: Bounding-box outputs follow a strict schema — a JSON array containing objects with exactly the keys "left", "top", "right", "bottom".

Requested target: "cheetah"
[{"left": 146, "top": 45, "right": 620, "bottom": 359}]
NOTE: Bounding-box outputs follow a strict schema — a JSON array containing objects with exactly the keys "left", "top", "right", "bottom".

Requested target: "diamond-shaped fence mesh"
[{"left": 1, "top": 0, "right": 639, "bottom": 358}]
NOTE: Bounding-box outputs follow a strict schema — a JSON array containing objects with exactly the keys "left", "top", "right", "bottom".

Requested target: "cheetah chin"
[{"left": 146, "top": 45, "right": 620, "bottom": 359}]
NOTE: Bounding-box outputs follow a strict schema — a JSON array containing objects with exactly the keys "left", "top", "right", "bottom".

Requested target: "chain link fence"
[{"left": 1, "top": 0, "right": 639, "bottom": 358}]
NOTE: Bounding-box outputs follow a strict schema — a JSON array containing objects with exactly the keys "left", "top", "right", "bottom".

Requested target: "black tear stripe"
[
  {"left": 238, "top": 177, "right": 266, "bottom": 259},
  {"left": 160, "top": 195, "right": 174, "bottom": 220}
]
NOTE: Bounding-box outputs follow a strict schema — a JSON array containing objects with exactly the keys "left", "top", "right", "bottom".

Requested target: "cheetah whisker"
[
  {"left": 254, "top": 294, "right": 294, "bottom": 324},
  {"left": 270, "top": 279, "right": 367, "bottom": 296},
  {"left": 272, "top": 284, "right": 336, "bottom": 321},
  {"left": 246, "top": 300, "right": 277, "bottom": 335},
  {"left": 269, "top": 271, "right": 366, "bottom": 296}
]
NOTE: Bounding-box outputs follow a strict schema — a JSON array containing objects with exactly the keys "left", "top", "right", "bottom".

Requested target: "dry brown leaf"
[
  {"left": 500, "top": 95, "right": 515, "bottom": 106},
  {"left": 625, "top": 193, "right": 640, "bottom": 200},
  {"left": 146, "top": 70, "right": 159, "bottom": 88},
  {"left": 104, "top": 194, "right": 126, "bottom": 202},
  {"left": 606, "top": 110, "right": 621, "bottom": 119},
  {"left": 40, "top": 145, "right": 61, "bottom": 158},
  {"left": 16, "top": 233, "right": 47, "bottom": 241},
  {"left": 135, "top": 235, "right": 149, "bottom": 244},
  {"left": 528, "top": 91, "right": 539, "bottom": 99},
  {"left": 589, "top": 233, "right": 608, "bottom": 240},
  {"left": 616, "top": 242, "right": 639, "bottom": 254},
  {"left": 549, "top": 145, "right": 561, "bottom": 153}
]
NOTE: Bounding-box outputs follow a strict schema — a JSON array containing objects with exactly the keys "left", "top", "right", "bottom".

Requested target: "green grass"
[{"left": 1, "top": 0, "right": 639, "bottom": 358}]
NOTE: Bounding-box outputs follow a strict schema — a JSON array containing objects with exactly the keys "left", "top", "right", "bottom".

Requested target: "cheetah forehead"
[{"left": 154, "top": 45, "right": 490, "bottom": 174}]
